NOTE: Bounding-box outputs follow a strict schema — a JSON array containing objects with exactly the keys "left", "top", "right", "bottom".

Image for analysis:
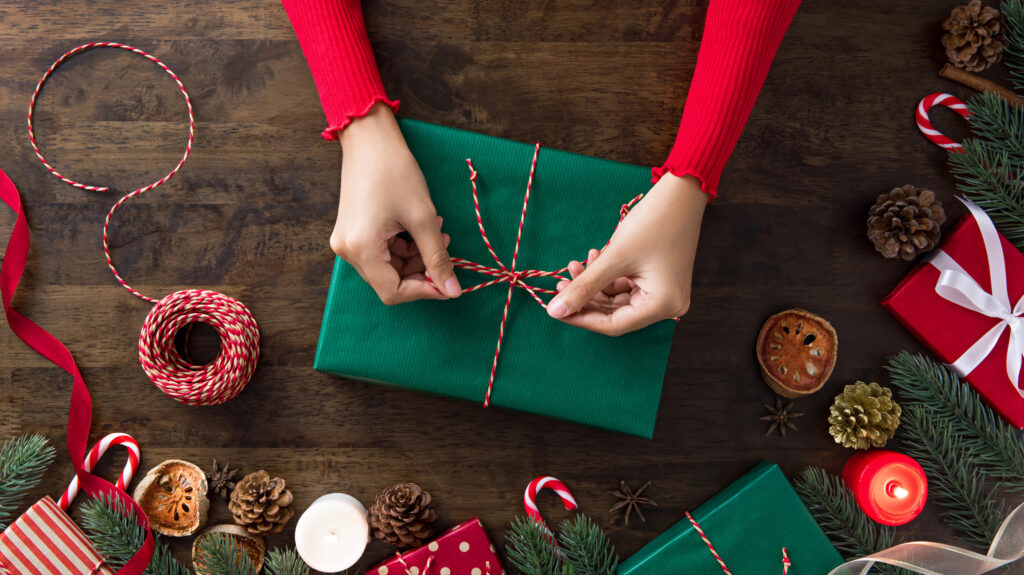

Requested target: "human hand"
[
  {"left": 546, "top": 173, "right": 706, "bottom": 336},
  {"left": 331, "top": 103, "right": 461, "bottom": 304}
]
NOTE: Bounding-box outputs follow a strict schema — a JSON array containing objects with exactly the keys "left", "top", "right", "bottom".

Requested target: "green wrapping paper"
[
  {"left": 619, "top": 461, "right": 843, "bottom": 574},
  {"left": 315, "top": 119, "right": 676, "bottom": 437}
]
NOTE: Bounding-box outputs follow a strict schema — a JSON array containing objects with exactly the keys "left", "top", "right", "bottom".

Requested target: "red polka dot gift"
[{"left": 366, "top": 518, "right": 504, "bottom": 575}]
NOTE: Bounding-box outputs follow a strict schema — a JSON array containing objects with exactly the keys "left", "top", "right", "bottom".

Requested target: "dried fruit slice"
[
  {"left": 756, "top": 308, "right": 838, "bottom": 398},
  {"left": 193, "top": 524, "right": 266, "bottom": 574},
  {"left": 133, "top": 459, "right": 210, "bottom": 537}
]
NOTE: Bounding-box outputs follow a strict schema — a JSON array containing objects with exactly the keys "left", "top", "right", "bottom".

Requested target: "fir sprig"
[
  {"left": 506, "top": 514, "right": 618, "bottom": 575},
  {"left": 899, "top": 407, "right": 1007, "bottom": 550},
  {"left": 886, "top": 352, "right": 1024, "bottom": 489},
  {"left": 195, "top": 532, "right": 256, "bottom": 575},
  {"left": 559, "top": 515, "right": 618, "bottom": 575},
  {"left": 265, "top": 548, "right": 312, "bottom": 575},
  {"left": 948, "top": 91, "right": 1024, "bottom": 250},
  {"left": 794, "top": 468, "right": 908, "bottom": 575},
  {"left": 1002, "top": 0, "right": 1024, "bottom": 93},
  {"left": 0, "top": 434, "right": 55, "bottom": 529},
  {"left": 79, "top": 494, "right": 189, "bottom": 575}
]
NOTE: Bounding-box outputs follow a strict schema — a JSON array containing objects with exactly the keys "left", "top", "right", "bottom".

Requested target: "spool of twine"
[{"left": 28, "top": 42, "right": 260, "bottom": 406}]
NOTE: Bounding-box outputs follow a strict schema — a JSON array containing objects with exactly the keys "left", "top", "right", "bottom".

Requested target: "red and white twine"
[
  {"left": 916, "top": 92, "right": 971, "bottom": 152},
  {"left": 28, "top": 43, "right": 259, "bottom": 406},
  {"left": 58, "top": 433, "right": 140, "bottom": 510},
  {"left": 444, "top": 144, "right": 643, "bottom": 406},
  {"left": 685, "top": 511, "right": 791, "bottom": 574}
]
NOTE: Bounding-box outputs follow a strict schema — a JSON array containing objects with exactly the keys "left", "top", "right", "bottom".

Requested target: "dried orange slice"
[
  {"left": 756, "top": 308, "right": 837, "bottom": 398},
  {"left": 133, "top": 459, "right": 210, "bottom": 537}
]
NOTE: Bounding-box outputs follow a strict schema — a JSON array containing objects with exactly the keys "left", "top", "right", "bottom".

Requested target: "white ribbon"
[
  {"left": 927, "top": 198, "right": 1024, "bottom": 395},
  {"left": 828, "top": 502, "right": 1024, "bottom": 575}
]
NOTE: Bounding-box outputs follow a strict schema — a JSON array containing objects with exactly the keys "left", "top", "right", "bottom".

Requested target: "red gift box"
[
  {"left": 366, "top": 518, "right": 504, "bottom": 575},
  {"left": 0, "top": 496, "right": 115, "bottom": 575},
  {"left": 883, "top": 199, "right": 1024, "bottom": 428}
]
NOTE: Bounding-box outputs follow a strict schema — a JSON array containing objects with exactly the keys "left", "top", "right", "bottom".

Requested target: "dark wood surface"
[{"left": 0, "top": 0, "right": 1017, "bottom": 572}]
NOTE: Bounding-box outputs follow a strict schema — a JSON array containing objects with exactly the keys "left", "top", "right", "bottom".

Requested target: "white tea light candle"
[{"left": 295, "top": 493, "right": 369, "bottom": 573}]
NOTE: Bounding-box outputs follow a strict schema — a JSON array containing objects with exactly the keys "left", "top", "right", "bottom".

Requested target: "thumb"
[
  {"left": 547, "top": 251, "right": 625, "bottom": 319},
  {"left": 406, "top": 213, "right": 461, "bottom": 297}
]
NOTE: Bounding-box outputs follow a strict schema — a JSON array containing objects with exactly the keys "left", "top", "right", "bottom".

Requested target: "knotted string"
[
  {"left": 686, "top": 512, "right": 791, "bottom": 575},
  {"left": 395, "top": 551, "right": 433, "bottom": 575},
  {"left": 435, "top": 143, "right": 643, "bottom": 406}
]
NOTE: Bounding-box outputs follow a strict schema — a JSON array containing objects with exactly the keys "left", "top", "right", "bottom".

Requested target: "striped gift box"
[{"left": 0, "top": 497, "right": 113, "bottom": 575}]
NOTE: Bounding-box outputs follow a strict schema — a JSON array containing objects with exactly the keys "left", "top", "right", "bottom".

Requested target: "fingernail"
[
  {"left": 548, "top": 297, "right": 568, "bottom": 318},
  {"left": 445, "top": 277, "right": 462, "bottom": 297}
]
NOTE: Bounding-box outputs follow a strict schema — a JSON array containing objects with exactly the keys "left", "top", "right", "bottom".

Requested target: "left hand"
[{"left": 546, "top": 173, "right": 707, "bottom": 336}]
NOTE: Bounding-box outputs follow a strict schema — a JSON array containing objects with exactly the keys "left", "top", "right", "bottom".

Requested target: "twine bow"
[
  {"left": 439, "top": 143, "right": 642, "bottom": 406},
  {"left": 929, "top": 198, "right": 1024, "bottom": 393},
  {"left": 685, "top": 512, "right": 791, "bottom": 575}
]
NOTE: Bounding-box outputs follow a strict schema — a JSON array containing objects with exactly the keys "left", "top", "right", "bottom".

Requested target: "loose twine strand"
[
  {"left": 685, "top": 512, "right": 790, "bottom": 575},
  {"left": 27, "top": 43, "right": 259, "bottom": 406},
  {"left": 436, "top": 143, "right": 643, "bottom": 406}
]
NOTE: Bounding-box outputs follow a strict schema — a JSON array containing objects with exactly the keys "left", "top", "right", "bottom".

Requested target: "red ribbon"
[
  {"left": 0, "top": 169, "right": 154, "bottom": 574},
  {"left": 441, "top": 143, "right": 642, "bottom": 406}
]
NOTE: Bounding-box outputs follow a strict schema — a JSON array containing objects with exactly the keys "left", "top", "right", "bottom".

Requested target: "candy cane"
[
  {"left": 916, "top": 93, "right": 971, "bottom": 152},
  {"left": 59, "top": 433, "right": 140, "bottom": 510},
  {"left": 524, "top": 476, "right": 578, "bottom": 539}
]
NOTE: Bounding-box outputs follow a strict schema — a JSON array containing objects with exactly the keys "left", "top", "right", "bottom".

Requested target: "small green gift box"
[
  {"left": 314, "top": 119, "right": 675, "bottom": 437},
  {"left": 619, "top": 461, "right": 843, "bottom": 574}
]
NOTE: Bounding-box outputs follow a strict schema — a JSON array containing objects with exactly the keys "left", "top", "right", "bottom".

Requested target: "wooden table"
[{"left": 0, "top": 0, "right": 1015, "bottom": 572}]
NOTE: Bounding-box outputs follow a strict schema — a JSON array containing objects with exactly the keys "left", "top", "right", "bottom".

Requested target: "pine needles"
[
  {"left": 79, "top": 494, "right": 189, "bottom": 575},
  {"left": 265, "top": 548, "right": 312, "bottom": 575},
  {"left": 794, "top": 468, "right": 895, "bottom": 560},
  {"left": 948, "top": 91, "right": 1024, "bottom": 250},
  {"left": 506, "top": 515, "right": 618, "bottom": 575},
  {"left": 0, "top": 434, "right": 55, "bottom": 529},
  {"left": 1003, "top": 0, "right": 1024, "bottom": 93},
  {"left": 194, "top": 532, "right": 255, "bottom": 575}
]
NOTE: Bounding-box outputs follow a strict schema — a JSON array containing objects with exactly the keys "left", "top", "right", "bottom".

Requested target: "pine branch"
[
  {"left": 886, "top": 352, "right": 1024, "bottom": 490},
  {"left": 1003, "top": 0, "right": 1024, "bottom": 94},
  {"left": 79, "top": 494, "right": 189, "bottom": 575},
  {"left": 899, "top": 407, "right": 1007, "bottom": 550},
  {"left": 506, "top": 516, "right": 562, "bottom": 575},
  {"left": 558, "top": 515, "right": 618, "bottom": 575},
  {"left": 948, "top": 91, "right": 1024, "bottom": 250},
  {"left": 265, "top": 548, "right": 312, "bottom": 575},
  {"left": 0, "top": 434, "right": 55, "bottom": 529},
  {"left": 195, "top": 532, "right": 255, "bottom": 575},
  {"left": 794, "top": 467, "right": 907, "bottom": 575}
]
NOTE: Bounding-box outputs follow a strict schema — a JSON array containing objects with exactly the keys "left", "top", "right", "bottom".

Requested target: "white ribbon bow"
[{"left": 928, "top": 198, "right": 1024, "bottom": 394}]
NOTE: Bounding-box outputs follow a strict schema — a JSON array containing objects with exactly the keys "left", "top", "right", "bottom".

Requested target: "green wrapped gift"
[
  {"left": 314, "top": 119, "right": 675, "bottom": 437},
  {"left": 619, "top": 461, "right": 843, "bottom": 575}
]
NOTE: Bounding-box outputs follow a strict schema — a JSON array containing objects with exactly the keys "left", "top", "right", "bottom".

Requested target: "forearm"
[
  {"left": 655, "top": 0, "right": 801, "bottom": 199},
  {"left": 281, "top": 0, "right": 399, "bottom": 140}
]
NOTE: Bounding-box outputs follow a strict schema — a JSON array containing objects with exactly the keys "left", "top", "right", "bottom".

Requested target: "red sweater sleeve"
[
  {"left": 281, "top": 0, "right": 399, "bottom": 140},
  {"left": 653, "top": 0, "right": 801, "bottom": 199}
]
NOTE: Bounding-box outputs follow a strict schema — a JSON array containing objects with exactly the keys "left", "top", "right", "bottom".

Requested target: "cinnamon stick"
[{"left": 939, "top": 63, "right": 1023, "bottom": 107}]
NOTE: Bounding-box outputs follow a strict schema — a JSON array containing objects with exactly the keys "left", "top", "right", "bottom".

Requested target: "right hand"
[{"left": 332, "top": 103, "right": 461, "bottom": 305}]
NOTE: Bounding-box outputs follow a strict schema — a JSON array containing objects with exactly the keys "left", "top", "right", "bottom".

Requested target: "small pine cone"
[
  {"left": 228, "top": 470, "right": 295, "bottom": 536},
  {"left": 828, "top": 382, "right": 902, "bottom": 450},
  {"left": 942, "top": 0, "right": 1004, "bottom": 72},
  {"left": 369, "top": 482, "right": 438, "bottom": 549},
  {"left": 867, "top": 185, "right": 946, "bottom": 261}
]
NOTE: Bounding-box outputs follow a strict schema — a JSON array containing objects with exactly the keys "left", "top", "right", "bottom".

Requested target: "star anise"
[
  {"left": 205, "top": 458, "right": 240, "bottom": 502},
  {"left": 609, "top": 480, "right": 656, "bottom": 526},
  {"left": 760, "top": 396, "right": 804, "bottom": 437}
]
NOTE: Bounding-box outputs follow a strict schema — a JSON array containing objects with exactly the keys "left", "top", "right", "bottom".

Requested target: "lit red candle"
[{"left": 842, "top": 449, "right": 928, "bottom": 526}]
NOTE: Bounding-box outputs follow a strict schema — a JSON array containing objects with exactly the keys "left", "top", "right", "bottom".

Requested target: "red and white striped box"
[{"left": 0, "top": 496, "right": 114, "bottom": 575}]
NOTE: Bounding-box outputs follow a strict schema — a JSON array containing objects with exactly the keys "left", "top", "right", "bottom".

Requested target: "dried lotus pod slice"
[
  {"left": 133, "top": 459, "right": 211, "bottom": 537},
  {"left": 756, "top": 308, "right": 838, "bottom": 398}
]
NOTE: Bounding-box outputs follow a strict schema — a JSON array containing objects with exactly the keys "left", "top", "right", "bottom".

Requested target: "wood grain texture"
[{"left": 0, "top": 0, "right": 1020, "bottom": 572}]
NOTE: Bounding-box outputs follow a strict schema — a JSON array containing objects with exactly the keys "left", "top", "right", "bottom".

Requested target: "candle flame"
[{"left": 893, "top": 485, "right": 909, "bottom": 499}]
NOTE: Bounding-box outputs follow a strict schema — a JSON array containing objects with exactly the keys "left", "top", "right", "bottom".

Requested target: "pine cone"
[
  {"left": 368, "top": 483, "right": 438, "bottom": 549},
  {"left": 228, "top": 470, "right": 295, "bottom": 536},
  {"left": 943, "top": 0, "right": 1004, "bottom": 72},
  {"left": 867, "top": 185, "right": 946, "bottom": 261},
  {"left": 828, "top": 382, "right": 902, "bottom": 450}
]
